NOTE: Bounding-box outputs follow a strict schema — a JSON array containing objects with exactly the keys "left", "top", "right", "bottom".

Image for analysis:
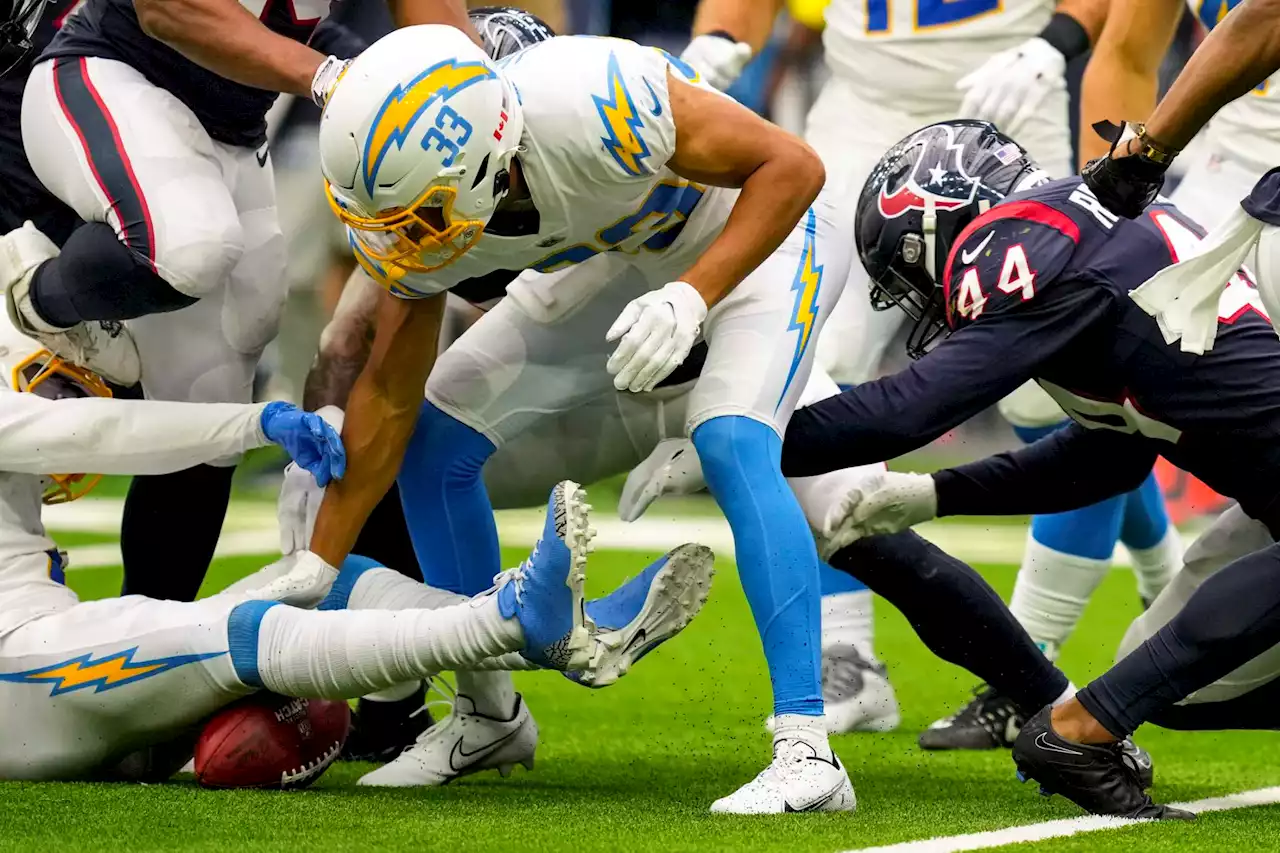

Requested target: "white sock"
[
  {"left": 821, "top": 589, "right": 876, "bottom": 658},
  {"left": 1127, "top": 527, "right": 1183, "bottom": 605},
  {"left": 1009, "top": 536, "right": 1112, "bottom": 661},
  {"left": 772, "top": 713, "right": 832, "bottom": 760},
  {"left": 362, "top": 681, "right": 422, "bottom": 703},
  {"left": 344, "top": 567, "right": 520, "bottom": 715},
  {"left": 252, "top": 595, "right": 522, "bottom": 698}
]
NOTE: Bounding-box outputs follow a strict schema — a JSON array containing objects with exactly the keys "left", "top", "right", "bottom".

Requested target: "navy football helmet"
[
  {"left": 0, "top": 0, "right": 45, "bottom": 77},
  {"left": 469, "top": 6, "right": 556, "bottom": 61},
  {"left": 855, "top": 120, "right": 1047, "bottom": 357}
]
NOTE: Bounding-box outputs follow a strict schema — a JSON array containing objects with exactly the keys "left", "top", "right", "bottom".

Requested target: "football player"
[
  {"left": 298, "top": 22, "right": 877, "bottom": 813},
  {"left": 1081, "top": 0, "right": 1280, "bottom": 243},
  {"left": 0, "top": 308, "right": 712, "bottom": 781},
  {"left": 780, "top": 118, "right": 1280, "bottom": 820},
  {"left": 653, "top": 0, "right": 1183, "bottom": 748},
  {"left": 0, "top": 0, "right": 475, "bottom": 605},
  {"left": 1081, "top": 0, "right": 1280, "bottom": 366}
]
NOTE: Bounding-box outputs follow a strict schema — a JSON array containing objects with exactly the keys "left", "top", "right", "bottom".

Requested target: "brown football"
[{"left": 193, "top": 693, "right": 350, "bottom": 789}]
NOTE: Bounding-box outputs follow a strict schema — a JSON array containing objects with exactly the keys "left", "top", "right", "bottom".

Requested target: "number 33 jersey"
[
  {"left": 822, "top": 0, "right": 1053, "bottom": 109},
  {"left": 350, "top": 36, "right": 738, "bottom": 301}
]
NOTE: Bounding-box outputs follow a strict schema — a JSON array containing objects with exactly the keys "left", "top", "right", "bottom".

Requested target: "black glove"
[{"left": 1080, "top": 121, "right": 1171, "bottom": 219}]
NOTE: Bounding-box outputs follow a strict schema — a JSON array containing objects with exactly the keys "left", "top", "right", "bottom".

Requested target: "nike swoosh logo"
[
  {"left": 448, "top": 728, "right": 522, "bottom": 772},
  {"left": 621, "top": 627, "right": 649, "bottom": 657},
  {"left": 643, "top": 79, "right": 663, "bottom": 117},
  {"left": 1034, "top": 732, "right": 1084, "bottom": 756},
  {"left": 256, "top": 147, "right": 269, "bottom": 168},
  {"left": 960, "top": 231, "right": 994, "bottom": 265}
]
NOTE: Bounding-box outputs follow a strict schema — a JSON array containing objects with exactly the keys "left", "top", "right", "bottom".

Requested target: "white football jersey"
[
  {"left": 822, "top": 0, "right": 1053, "bottom": 110},
  {"left": 1192, "top": 0, "right": 1280, "bottom": 172},
  {"left": 352, "top": 36, "right": 737, "bottom": 300}
]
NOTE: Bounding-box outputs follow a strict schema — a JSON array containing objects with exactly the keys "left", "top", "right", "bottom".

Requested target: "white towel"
[{"left": 1128, "top": 207, "right": 1263, "bottom": 354}]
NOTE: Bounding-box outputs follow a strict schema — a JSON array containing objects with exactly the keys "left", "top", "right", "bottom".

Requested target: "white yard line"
[
  {"left": 840, "top": 786, "right": 1280, "bottom": 853},
  {"left": 48, "top": 498, "right": 1192, "bottom": 571}
]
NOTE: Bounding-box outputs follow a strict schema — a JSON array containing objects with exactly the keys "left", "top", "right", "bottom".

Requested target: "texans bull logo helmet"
[{"left": 855, "top": 120, "right": 1046, "bottom": 357}]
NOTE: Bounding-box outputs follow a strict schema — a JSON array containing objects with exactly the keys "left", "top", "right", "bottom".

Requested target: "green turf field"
[{"left": 4, "top": 534, "right": 1280, "bottom": 853}]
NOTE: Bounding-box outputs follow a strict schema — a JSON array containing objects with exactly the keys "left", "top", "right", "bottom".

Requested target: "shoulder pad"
[{"left": 943, "top": 199, "right": 1081, "bottom": 328}]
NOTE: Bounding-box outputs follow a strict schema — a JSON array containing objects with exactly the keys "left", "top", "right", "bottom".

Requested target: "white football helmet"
[
  {"left": 320, "top": 24, "right": 525, "bottom": 274},
  {"left": 0, "top": 307, "right": 110, "bottom": 504}
]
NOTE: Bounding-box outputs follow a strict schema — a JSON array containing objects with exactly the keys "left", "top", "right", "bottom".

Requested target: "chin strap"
[{"left": 922, "top": 197, "right": 939, "bottom": 282}]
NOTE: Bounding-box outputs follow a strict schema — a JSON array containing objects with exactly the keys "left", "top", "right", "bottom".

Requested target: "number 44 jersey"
[{"left": 782, "top": 177, "right": 1280, "bottom": 510}]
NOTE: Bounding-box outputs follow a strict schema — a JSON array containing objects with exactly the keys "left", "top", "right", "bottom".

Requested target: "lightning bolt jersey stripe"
[
  {"left": 0, "top": 647, "right": 227, "bottom": 696},
  {"left": 777, "top": 208, "right": 824, "bottom": 411}
]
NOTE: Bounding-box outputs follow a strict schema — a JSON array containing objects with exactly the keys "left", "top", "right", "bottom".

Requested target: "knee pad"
[
  {"left": 157, "top": 226, "right": 245, "bottom": 299},
  {"left": 318, "top": 555, "right": 387, "bottom": 611}
]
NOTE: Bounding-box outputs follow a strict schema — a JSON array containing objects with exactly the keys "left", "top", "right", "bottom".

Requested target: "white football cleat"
[
  {"left": 710, "top": 738, "right": 856, "bottom": 814},
  {"left": 356, "top": 694, "right": 537, "bottom": 788},
  {"left": 821, "top": 644, "right": 901, "bottom": 734},
  {"left": 571, "top": 542, "right": 715, "bottom": 687},
  {"left": 1, "top": 221, "right": 141, "bottom": 386},
  {"left": 618, "top": 437, "right": 706, "bottom": 522},
  {"left": 764, "top": 644, "right": 900, "bottom": 735}
]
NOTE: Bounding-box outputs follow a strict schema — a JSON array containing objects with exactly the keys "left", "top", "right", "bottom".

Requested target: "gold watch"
[{"left": 1132, "top": 123, "right": 1179, "bottom": 165}]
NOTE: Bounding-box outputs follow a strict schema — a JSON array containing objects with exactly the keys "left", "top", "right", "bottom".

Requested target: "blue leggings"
[
  {"left": 1013, "top": 422, "right": 1169, "bottom": 558},
  {"left": 693, "top": 415, "right": 823, "bottom": 717}
]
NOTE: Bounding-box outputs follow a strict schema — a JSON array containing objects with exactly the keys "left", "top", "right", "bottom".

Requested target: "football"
[{"left": 193, "top": 693, "right": 350, "bottom": 790}]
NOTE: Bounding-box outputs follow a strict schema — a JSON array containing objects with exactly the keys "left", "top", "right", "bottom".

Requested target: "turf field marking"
[{"left": 840, "top": 785, "right": 1280, "bottom": 853}]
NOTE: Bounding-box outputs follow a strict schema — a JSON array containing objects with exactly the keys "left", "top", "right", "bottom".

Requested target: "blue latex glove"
[{"left": 260, "top": 402, "right": 347, "bottom": 487}]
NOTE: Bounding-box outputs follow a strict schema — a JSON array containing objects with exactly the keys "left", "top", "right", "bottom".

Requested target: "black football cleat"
[
  {"left": 1120, "top": 737, "right": 1155, "bottom": 790},
  {"left": 919, "top": 684, "right": 1023, "bottom": 750},
  {"left": 1012, "top": 707, "right": 1192, "bottom": 820},
  {"left": 340, "top": 688, "right": 434, "bottom": 763}
]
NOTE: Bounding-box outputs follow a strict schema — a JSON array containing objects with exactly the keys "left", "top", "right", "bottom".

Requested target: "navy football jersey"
[
  {"left": 41, "top": 0, "right": 333, "bottom": 148},
  {"left": 0, "top": 0, "right": 81, "bottom": 243},
  {"left": 784, "top": 177, "right": 1280, "bottom": 513}
]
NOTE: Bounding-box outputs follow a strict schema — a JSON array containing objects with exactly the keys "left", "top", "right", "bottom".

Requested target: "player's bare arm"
[
  {"left": 681, "top": 0, "right": 783, "bottom": 89},
  {"left": 302, "top": 273, "right": 381, "bottom": 412},
  {"left": 132, "top": 0, "right": 327, "bottom": 96},
  {"left": 133, "top": 0, "right": 473, "bottom": 101},
  {"left": 667, "top": 72, "right": 825, "bottom": 307},
  {"left": 1138, "top": 0, "right": 1280, "bottom": 152},
  {"left": 307, "top": 290, "right": 446, "bottom": 568},
  {"left": 1077, "top": 0, "right": 1182, "bottom": 161},
  {"left": 691, "top": 0, "right": 784, "bottom": 52}
]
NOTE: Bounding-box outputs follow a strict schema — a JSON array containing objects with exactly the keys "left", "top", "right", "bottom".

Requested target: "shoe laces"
[
  {"left": 407, "top": 675, "right": 459, "bottom": 746},
  {"left": 771, "top": 739, "right": 819, "bottom": 783},
  {"left": 493, "top": 542, "right": 540, "bottom": 607}
]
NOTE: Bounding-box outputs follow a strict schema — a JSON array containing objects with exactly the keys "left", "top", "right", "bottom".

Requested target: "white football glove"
[
  {"left": 617, "top": 438, "right": 706, "bottom": 522},
  {"left": 606, "top": 281, "right": 707, "bottom": 393},
  {"left": 955, "top": 37, "right": 1066, "bottom": 134},
  {"left": 819, "top": 471, "right": 938, "bottom": 558},
  {"left": 311, "top": 55, "right": 353, "bottom": 108},
  {"left": 679, "top": 33, "right": 753, "bottom": 91},
  {"left": 277, "top": 406, "right": 344, "bottom": 556}
]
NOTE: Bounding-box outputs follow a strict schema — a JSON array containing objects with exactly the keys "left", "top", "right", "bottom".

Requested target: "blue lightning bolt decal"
[
  {"left": 776, "top": 208, "right": 824, "bottom": 411},
  {"left": 0, "top": 647, "right": 227, "bottom": 697},
  {"left": 593, "top": 52, "right": 652, "bottom": 177}
]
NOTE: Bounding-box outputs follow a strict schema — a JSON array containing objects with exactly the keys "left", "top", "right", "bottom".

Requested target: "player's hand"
[
  {"left": 818, "top": 471, "right": 938, "bottom": 557},
  {"left": 311, "top": 55, "right": 352, "bottom": 108},
  {"left": 606, "top": 281, "right": 708, "bottom": 393},
  {"left": 275, "top": 406, "right": 343, "bottom": 555},
  {"left": 1080, "top": 121, "right": 1171, "bottom": 219},
  {"left": 260, "top": 402, "right": 347, "bottom": 488},
  {"left": 955, "top": 37, "right": 1066, "bottom": 132},
  {"left": 680, "top": 33, "right": 753, "bottom": 91}
]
